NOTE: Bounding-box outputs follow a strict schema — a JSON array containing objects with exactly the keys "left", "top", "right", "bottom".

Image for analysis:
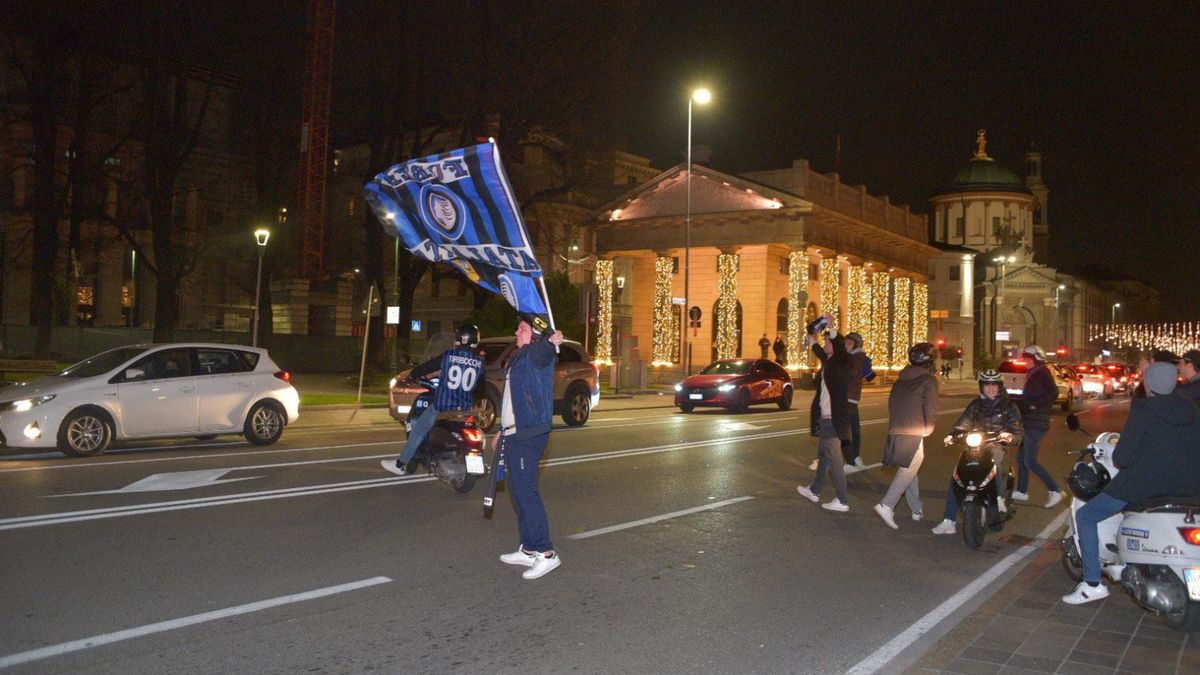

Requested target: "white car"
[{"left": 0, "top": 343, "right": 300, "bottom": 457}]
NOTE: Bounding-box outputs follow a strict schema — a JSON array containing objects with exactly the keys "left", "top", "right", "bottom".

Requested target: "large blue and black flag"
[{"left": 364, "top": 142, "right": 552, "bottom": 333}]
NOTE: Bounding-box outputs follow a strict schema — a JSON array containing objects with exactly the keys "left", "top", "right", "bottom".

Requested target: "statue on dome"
[{"left": 974, "top": 129, "right": 990, "bottom": 160}]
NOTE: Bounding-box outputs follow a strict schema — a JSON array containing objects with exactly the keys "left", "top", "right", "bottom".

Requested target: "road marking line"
[
  {"left": 0, "top": 576, "right": 392, "bottom": 669},
  {"left": 845, "top": 509, "right": 1070, "bottom": 675},
  {"left": 0, "top": 442, "right": 399, "bottom": 473},
  {"left": 568, "top": 496, "right": 755, "bottom": 540}
]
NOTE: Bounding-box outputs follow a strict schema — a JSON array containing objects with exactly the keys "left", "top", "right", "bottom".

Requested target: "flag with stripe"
[{"left": 363, "top": 142, "right": 551, "bottom": 332}]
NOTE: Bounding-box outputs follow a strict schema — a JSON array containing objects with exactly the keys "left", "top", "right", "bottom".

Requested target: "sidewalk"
[{"left": 904, "top": 543, "right": 1198, "bottom": 674}]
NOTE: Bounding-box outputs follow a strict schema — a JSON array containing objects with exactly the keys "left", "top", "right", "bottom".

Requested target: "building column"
[
  {"left": 837, "top": 256, "right": 850, "bottom": 334},
  {"left": 594, "top": 258, "right": 614, "bottom": 365},
  {"left": 786, "top": 248, "right": 808, "bottom": 367},
  {"left": 847, "top": 263, "right": 869, "bottom": 338},
  {"left": 869, "top": 268, "right": 891, "bottom": 368},
  {"left": 891, "top": 276, "right": 911, "bottom": 370},
  {"left": 912, "top": 280, "right": 928, "bottom": 345},
  {"left": 819, "top": 255, "right": 839, "bottom": 329},
  {"left": 651, "top": 253, "right": 676, "bottom": 366},
  {"left": 715, "top": 251, "right": 740, "bottom": 360}
]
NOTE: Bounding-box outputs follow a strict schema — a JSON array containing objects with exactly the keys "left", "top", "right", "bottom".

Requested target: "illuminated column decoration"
[
  {"left": 651, "top": 255, "right": 677, "bottom": 366},
  {"left": 786, "top": 250, "right": 808, "bottom": 367},
  {"left": 891, "top": 276, "right": 911, "bottom": 370},
  {"left": 715, "top": 253, "right": 740, "bottom": 360},
  {"left": 594, "top": 259, "right": 614, "bottom": 365},
  {"left": 912, "top": 281, "right": 928, "bottom": 345},
  {"left": 820, "top": 256, "right": 840, "bottom": 329},
  {"left": 870, "top": 271, "right": 890, "bottom": 367},
  {"left": 847, "top": 265, "right": 869, "bottom": 339}
]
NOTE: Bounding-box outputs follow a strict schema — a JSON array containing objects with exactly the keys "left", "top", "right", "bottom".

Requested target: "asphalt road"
[{"left": 0, "top": 389, "right": 1136, "bottom": 674}]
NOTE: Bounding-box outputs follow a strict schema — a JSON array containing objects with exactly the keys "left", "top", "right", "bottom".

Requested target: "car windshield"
[
  {"left": 701, "top": 360, "right": 753, "bottom": 375},
  {"left": 59, "top": 346, "right": 150, "bottom": 378}
]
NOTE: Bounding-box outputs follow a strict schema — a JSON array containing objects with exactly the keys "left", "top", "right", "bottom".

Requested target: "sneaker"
[
  {"left": 808, "top": 458, "right": 820, "bottom": 471},
  {"left": 796, "top": 485, "right": 820, "bottom": 503},
  {"left": 499, "top": 546, "right": 537, "bottom": 567},
  {"left": 522, "top": 551, "right": 561, "bottom": 580},
  {"left": 873, "top": 503, "right": 898, "bottom": 529},
  {"left": 1062, "top": 581, "right": 1109, "bottom": 605},
  {"left": 931, "top": 519, "right": 956, "bottom": 535},
  {"left": 822, "top": 498, "right": 850, "bottom": 512},
  {"left": 1045, "top": 491, "right": 1064, "bottom": 509},
  {"left": 853, "top": 457, "right": 866, "bottom": 468},
  {"left": 843, "top": 464, "right": 860, "bottom": 474},
  {"left": 997, "top": 497, "right": 1008, "bottom": 513},
  {"left": 1011, "top": 490, "right": 1030, "bottom": 501},
  {"left": 381, "top": 459, "right": 409, "bottom": 477},
  {"left": 911, "top": 511, "right": 923, "bottom": 522}
]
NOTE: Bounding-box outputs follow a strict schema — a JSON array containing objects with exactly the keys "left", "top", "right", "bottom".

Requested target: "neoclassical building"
[{"left": 587, "top": 160, "right": 939, "bottom": 376}]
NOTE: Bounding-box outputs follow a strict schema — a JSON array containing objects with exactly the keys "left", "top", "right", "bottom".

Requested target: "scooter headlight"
[{"left": 965, "top": 432, "right": 984, "bottom": 448}]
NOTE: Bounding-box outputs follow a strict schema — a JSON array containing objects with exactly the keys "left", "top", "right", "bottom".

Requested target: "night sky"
[{"left": 621, "top": 2, "right": 1200, "bottom": 318}]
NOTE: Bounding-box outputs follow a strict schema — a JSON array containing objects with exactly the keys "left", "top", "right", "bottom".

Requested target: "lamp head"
[
  {"left": 692, "top": 88, "right": 712, "bottom": 105},
  {"left": 254, "top": 228, "right": 271, "bottom": 247}
]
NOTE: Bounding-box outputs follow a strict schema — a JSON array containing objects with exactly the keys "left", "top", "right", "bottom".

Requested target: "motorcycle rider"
[
  {"left": 931, "top": 369, "right": 1023, "bottom": 534},
  {"left": 384, "top": 324, "right": 486, "bottom": 476}
]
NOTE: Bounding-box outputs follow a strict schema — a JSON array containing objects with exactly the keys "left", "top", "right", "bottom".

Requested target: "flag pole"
[{"left": 537, "top": 275, "right": 559, "bottom": 353}]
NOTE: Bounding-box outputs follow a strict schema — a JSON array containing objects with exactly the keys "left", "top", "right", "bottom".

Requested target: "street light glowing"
[
  {"left": 254, "top": 228, "right": 271, "bottom": 247},
  {"left": 692, "top": 88, "right": 712, "bottom": 105}
]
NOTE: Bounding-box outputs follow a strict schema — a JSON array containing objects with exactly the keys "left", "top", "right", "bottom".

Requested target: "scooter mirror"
[{"left": 1066, "top": 413, "right": 1080, "bottom": 431}]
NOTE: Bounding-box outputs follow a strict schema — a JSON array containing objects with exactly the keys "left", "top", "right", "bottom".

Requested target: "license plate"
[
  {"left": 1006, "top": 388, "right": 1022, "bottom": 395},
  {"left": 465, "top": 454, "right": 485, "bottom": 475},
  {"left": 689, "top": 393, "right": 703, "bottom": 400},
  {"left": 1185, "top": 568, "right": 1200, "bottom": 601}
]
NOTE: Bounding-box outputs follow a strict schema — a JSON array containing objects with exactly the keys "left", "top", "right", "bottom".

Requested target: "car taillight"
[
  {"left": 463, "top": 427, "right": 483, "bottom": 444},
  {"left": 274, "top": 370, "right": 291, "bottom": 383},
  {"left": 1180, "top": 528, "right": 1200, "bottom": 546}
]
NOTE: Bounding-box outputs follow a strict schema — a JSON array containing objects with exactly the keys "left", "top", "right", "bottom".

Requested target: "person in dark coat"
[
  {"left": 758, "top": 333, "right": 771, "bottom": 358},
  {"left": 772, "top": 334, "right": 787, "bottom": 365},
  {"left": 1063, "top": 362, "right": 1200, "bottom": 604},
  {"left": 1176, "top": 349, "right": 1200, "bottom": 402},
  {"left": 843, "top": 332, "right": 876, "bottom": 468},
  {"left": 873, "top": 343, "right": 939, "bottom": 529},
  {"left": 1012, "top": 345, "right": 1064, "bottom": 508},
  {"left": 797, "top": 314, "right": 854, "bottom": 512}
]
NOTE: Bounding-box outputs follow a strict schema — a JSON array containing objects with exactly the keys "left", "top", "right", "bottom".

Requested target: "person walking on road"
[
  {"left": 873, "top": 343, "right": 939, "bottom": 529},
  {"left": 496, "top": 319, "right": 565, "bottom": 580},
  {"left": 759, "top": 333, "right": 771, "bottom": 358},
  {"left": 797, "top": 314, "right": 853, "bottom": 513},
  {"left": 1011, "top": 345, "right": 1064, "bottom": 509},
  {"left": 843, "top": 331, "right": 875, "bottom": 469}
]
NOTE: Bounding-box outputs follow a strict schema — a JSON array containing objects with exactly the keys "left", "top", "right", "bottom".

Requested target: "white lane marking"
[
  {"left": 0, "top": 576, "right": 392, "bottom": 669},
  {"left": 568, "top": 496, "right": 755, "bottom": 540},
  {"left": 845, "top": 509, "right": 1070, "bottom": 675},
  {"left": 55, "top": 469, "right": 262, "bottom": 496},
  {"left": 721, "top": 422, "right": 770, "bottom": 431},
  {"left": 0, "top": 442, "right": 399, "bottom": 474}
]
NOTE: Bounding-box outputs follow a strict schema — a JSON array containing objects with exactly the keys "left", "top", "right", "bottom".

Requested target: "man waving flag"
[{"left": 363, "top": 141, "right": 553, "bottom": 333}]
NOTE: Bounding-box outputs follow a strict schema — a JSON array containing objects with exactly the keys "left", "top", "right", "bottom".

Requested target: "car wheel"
[
  {"left": 57, "top": 407, "right": 113, "bottom": 457},
  {"left": 734, "top": 388, "right": 751, "bottom": 414},
  {"left": 473, "top": 394, "right": 498, "bottom": 432},
  {"left": 777, "top": 386, "right": 793, "bottom": 411},
  {"left": 244, "top": 401, "right": 286, "bottom": 446},
  {"left": 679, "top": 404, "right": 695, "bottom": 413},
  {"left": 561, "top": 383, "right": 591, "bottom": 427}
]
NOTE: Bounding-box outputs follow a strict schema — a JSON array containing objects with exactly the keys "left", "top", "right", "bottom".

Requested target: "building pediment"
[
  {"left": 1002, "top": 264, "right": 1059, "bottom": 286},
  {"left": 593, "top": 164, "right": 812, "bottom": 222}
]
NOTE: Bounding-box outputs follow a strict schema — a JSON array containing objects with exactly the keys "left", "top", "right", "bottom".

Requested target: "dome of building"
[{"left": 934, "top": 130, "right": 1031, "bottom": 196}]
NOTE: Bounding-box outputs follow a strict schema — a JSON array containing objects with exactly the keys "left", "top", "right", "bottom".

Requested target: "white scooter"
[
  {"left": 1060, "top": 418, "right": 1123, "bottom": 583},
  {"left": 1062, "top": 414, "right": 1200, "bottom": 632}
]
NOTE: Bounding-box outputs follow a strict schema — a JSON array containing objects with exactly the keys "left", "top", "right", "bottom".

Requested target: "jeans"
[
  {"left": 1076, "top": 492, "right": 1127, "bottom": 584},
  {"left": 881, "top": 440, "right": 923, "bottom": 514},
  {"left": 506, "top": 432, "right": 553, "bottom": 552},
  {"left": 941, "top": 477, "right": 960, "bottom": 522},
  {"left": 398, "top": 405, "right": 440, "bottom": 465},
  {"left": 843, "top": 403, "right": 862, "bottom": 464},
  {"left": 1017, "top": 427, "right": 1060, "bottom": 493},
  {"left": 809, "top": 418, "right": 849, "bottom": 503}
]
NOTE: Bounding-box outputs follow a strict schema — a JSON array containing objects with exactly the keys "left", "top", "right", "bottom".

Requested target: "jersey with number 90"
[{"left": 432, "top": 347, "right": 485, "bottom": 412}]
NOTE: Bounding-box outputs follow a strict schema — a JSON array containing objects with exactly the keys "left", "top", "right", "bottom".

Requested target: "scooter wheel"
[
  {"left": 962, "top": 502, "right": 987, "bottom": 550},
  {"left": 453, "top": 474, "right": 478, "bottom": 494},
  {"left": 1162, "top": 600, "right": 1200, "bottom": 633},
  {"left": 1060, "top": 536, "right": 1084, "bottom": 582}
]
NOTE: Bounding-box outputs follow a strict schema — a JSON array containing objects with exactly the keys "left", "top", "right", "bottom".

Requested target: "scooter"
[
  {"left": 947, "top": 429, "right": 1015, "bottom": 549},
  {"left": 1062, "top": 414, "right": 1200, "bottom": 632},
  {"left": 400, "top": 376, "right": 487, "bottom": 494},
  {"left": 1060, "top": 416, "right": 1123, "bottom": 583}
]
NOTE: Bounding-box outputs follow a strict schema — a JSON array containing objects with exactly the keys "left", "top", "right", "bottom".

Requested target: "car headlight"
[
  {"left": 388, "top": 377, "right": 398, "bottom": 389},
  {"left": 4, "top": 395, "right": 56, "bottom": 412},
  {"left": 674, "top": 383, "right": 682, "bottom": 392},
  {"left": 717, "top": 384, "right": 736, "bottom": 392}
]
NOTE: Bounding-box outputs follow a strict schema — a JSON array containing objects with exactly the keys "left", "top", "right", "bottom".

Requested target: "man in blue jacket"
[{"left": 496, "top": 319, "right": 564, "bottom": 580}]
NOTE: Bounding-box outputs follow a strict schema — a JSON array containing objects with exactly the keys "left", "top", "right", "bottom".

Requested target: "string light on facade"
[
  {"left": 820, "top": 256, "right": 839, "bottom": 329},
  {"left": 651, "top": 256, "right": 676, "bottom": 366},
  {"left": 871, "top": 271, "right": 890, "bottom": 369},
  {"left": 594, "top": 259, "right": 614, "bottom": 365},
  {"left": 911, "top": 281, "right": 928, "bottom": 345},
  {"left": 786, "top": 250, "right": 808, "bottom": 369},
  {"left": 1088, "top": 322, "right": 1199, "bottom": 354},
  {"left": 847, "top": 265, "right": 869, "bottom": 340},
  {"left": 891, "top": 276, "right": 911, "bottom": 371},
  {"left": 716, "top": 253, "right": 740, "bottom": 360}
]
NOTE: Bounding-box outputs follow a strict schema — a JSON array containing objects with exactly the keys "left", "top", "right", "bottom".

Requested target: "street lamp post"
[
  {"left": 252, "top": 228, "right": 270, "bottom": 347},
  {"left": 684, "top": 87, "right": 711, "bottom": 376},
  {"left": 1054, "top": 283, "right": 1066, "bottom": 345},
  {"left": 992, "top": 255, "right": 1014, "bottom": 354},
  {"left": 1111, "top": 302, "right": 1120, "bottom": 324}
]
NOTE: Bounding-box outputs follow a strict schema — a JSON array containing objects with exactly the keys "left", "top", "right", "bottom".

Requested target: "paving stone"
[
  {"left": 1006, "top": 653, "right": 1064, "bottom": 672},
  {"left": 1066, "top": 649, "right": 1121, "bottom": 668},
  {"left": 1130, "top": 635, "right": 1184, "bottom": 652},
  {"left": 1038, "top": 621, "right": 1086, "bottom": 637},
  {"left": 1121, "top": 645, "right": 1181, "bottom": 663},
  {"left": 1024, "top": 631, "right": 1081, "bottom": 649},
  {"left": 1113, "top": 663, "right": 1178, "bottom": 675},
  {"left": 1082, "top": 628, "right": 1135, "bottom": 643},
  {"left": 1015, "top": 642, "right": 1072, "bottom": 660},
  {"left": 961, "top": 646, "right": 1016, "bottom": 665},
  {"left": 943, "top": 658, "right": 1005, "bottom": 675},
  {"left": 1054, "top": 661, "right": 1112, "bottom": 675}
]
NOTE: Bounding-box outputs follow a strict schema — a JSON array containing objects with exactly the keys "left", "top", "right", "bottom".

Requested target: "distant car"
[
  {"left": 0, "top": 343, "right": 299, "bottom": 456},
  {"left": 388, "top": 337, "right": 599, "bottom": 431},
  {"left": 1100, "top": 363, "right": 1134, "bottom": 394},
  {"left": 674, "top": 358, "right": 793, "bottom": 413},
  {"left": 998, "top": 358, "right": 1082, "bottom": 411},
  {"left": 1072, "top": 363, "right": 1115, "bottom": 399}
]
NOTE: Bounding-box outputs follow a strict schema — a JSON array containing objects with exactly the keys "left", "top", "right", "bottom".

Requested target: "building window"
[
  {"left": 949, "top": 265, "right": 960, "bottom": 281},
  {"left": 347, "top": 196, "right": 355, "bottom": 216},
  {"left": 992, "top": 216, "right": 1002, "bottom": 234},
  {"left": 671, "top": 257, "right": 679, "bottom": 274},
  {"left": 809, "top": 263, "right": 819, "bottom": 280},
  {"left": 954, "top": 217, "right": 964, "bottom": 238},
  {"left": 779, "top": 257, "right": 790, "bottom": 275}
]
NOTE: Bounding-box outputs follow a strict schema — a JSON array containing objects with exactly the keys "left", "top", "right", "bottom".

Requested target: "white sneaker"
[
  {"left": 499, "top": 546, "right": 537, "bottom": 567},
  {"left": 381, "top": 459, "right": 409, "bottom": 477},
  {"left": 522, "top": 551, "right": 561, "bottom": 580},
  {"left": 808, "top": 458, "right": 820, "bottom": 471},
  {"left": 853, "top": 457, "right": 866, "bottom": 468},
  {"left": 822, "top": 498, "right": 850, "bottom": 512},
  {"left": 796, "top": 485, "right": 820, "bottom": 502},
  {"left": 1045, "top": 491, "right": 1064, "bottom": 509},
  {"left": 843, "top": 464, "right": 860, "bottom": 474},
  {"left": 931, "top": 519, "right": 956, "bottom": 535},
  {"left": 998, "top": 497, "right": 1008, "bottom": 513},
  {"left": 1011, "top": 490, "right": 1030, "bottom": 501},
  {"left": 911, "top": 511, "right": 923, "bottom": 522},
  {"left": 874, "top": 503, "right": 898, "bottom": 529},
  {"left": 1062, "top": 581, "right": 1109, "bottom": 605}
]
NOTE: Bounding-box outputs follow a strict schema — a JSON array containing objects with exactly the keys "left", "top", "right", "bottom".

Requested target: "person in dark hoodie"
[
  {"left": 931, "top": 369, "right": 1024, "bottom": 534},
  {"left": 873, "top": 343, "right": 939, "bottom": 529},
  {"left": 1062, "top": 362, "right": 1200, "bottom": 604},
  {"left": 1176, "top": 349, "right": 1200, "bottom": 402},
  {"left": 797, "top": 314, "right": 854, "bottom": 512},
  {"left": 843, "top": 331, "right": 876, "bottom": 469},
  {"left": 1012, "top": 345, "right": 1064, "bottom": 509}
]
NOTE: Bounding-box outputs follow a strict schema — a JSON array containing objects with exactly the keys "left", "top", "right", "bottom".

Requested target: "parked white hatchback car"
[{"left": 0, "top": 343, "right": 300, "bottom": 456}]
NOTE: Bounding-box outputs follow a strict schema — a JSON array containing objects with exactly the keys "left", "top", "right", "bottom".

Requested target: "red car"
[{"left": 674, "top": 358, "right": 794, "bottom": 413}]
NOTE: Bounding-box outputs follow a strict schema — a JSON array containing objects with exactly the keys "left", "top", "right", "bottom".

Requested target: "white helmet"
[{"left": 1022, "top": 345, "right": 1046, "bottom": 362}]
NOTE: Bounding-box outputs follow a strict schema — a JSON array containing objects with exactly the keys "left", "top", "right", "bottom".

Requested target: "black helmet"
[
  {"left": 1067, "top": 458, "right": 1111, "bottom": 500},
  {"left": 846, "top": 332, "right": 864, "bottom": 350},
  {"left": 908, "top": 342, "right": 935, "bottom": 366},
  {"left": 455, "top": 323, "right": 480, "bottom": 348},
  {"left": 978, "top": 368, "right": 1003, "bottom": 395}
]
